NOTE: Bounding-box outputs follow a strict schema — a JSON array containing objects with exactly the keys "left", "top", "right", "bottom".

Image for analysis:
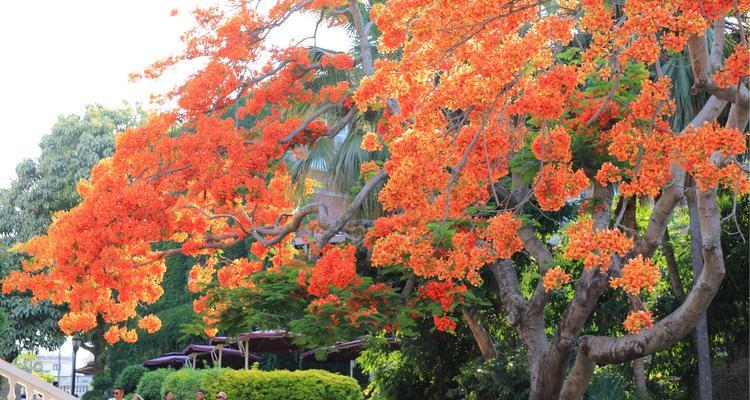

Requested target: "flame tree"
[{"left": 4, "top": 0, "right": 748, "bottom": 397}]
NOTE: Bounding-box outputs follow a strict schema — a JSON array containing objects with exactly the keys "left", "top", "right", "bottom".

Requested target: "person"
[
  {"left": 108, "top": 387, "right": 124, "bottom": 400},
  {"left": 216, "top": 392, "right": 227, "bottom": 400},
  {"left": 132, "top": 395, "right": 144, "bottom": 400},
  {"left": 165, "top": 391, "right": 174, "bottom": 400},
  {"left": 195, "top": 389, "right": 206, "bottom": 400}
]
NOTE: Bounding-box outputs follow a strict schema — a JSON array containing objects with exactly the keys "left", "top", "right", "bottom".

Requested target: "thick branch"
[
  {"left": 253, "top": 203, "right": 326, "bottom": 247},
  {"left": 489, "top": 258, "right": 549, "bottom": 397},
  {"left": 631, "top": 95, "right": 727, "bottom": 258},
  {"left": 315, "top": 170, "right": 387, "bottom": 248},
  {"left": 325, "top": 107, "right": 357, "bottom": 138},
  {"left": 727, "top": 99, "right": 750, "bottom": 131},
  {"left": 558, "top": 352, "right": 596, "bottom": 400},
  {"left": 279, "top": 99, "right": 345, "bottom": 144},
  {"left": 519, "top": 226, "right": 555, "bottom": 317},
  {"left": 687, "top": 34, "right": 750, "bottom": 106},
  {"left": 663, "top": 228, "right": 686, "bottom": 300},
  {"left": 461, "top": 307, "right": 498, "bottom": 360},
  {"left": 348, "top": 0, "right": 374, "bottom": 76},
  {"left": 579, "top": 187, "right": 725, "bottom": 364},
  {"left": 488, "top": 260, "right": 528, "bottom": 327},
  {"left": 541, "top": 182, "right": 611, "bottom": 399},
  {"left": 710, "top": 19, "right": 726, "bottom": 72}
]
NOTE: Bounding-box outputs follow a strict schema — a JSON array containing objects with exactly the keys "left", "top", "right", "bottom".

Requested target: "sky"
[{"left": 0, "top": 0, "right": 350, "bottom": 188}]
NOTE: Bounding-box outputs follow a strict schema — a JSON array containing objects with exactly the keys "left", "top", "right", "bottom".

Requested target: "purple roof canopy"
[
  {"left": 210, "top": 330, "right": 301, "bottom": 353},
  {"left": 301, "top": 338, "right": 399, "bottom": 363},
  {"left": 143, "top": 354, "right": 190, "bottom": 370},
  {"left": 181, "top": 343, "right": 261, "bottom": 369}
]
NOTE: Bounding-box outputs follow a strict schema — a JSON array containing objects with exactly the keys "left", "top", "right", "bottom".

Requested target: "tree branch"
[
  {"left": 461, "top": 307, "right": 498, "bottom": 360},
  {"left": 541, "top": 182, "right": 612, "bottom": 399},
  {"left": 279, "top": 99, "right": 345, "bottom": 144},
  {"left": 315, "top": 170, "right": 388, "bottom": 249},
  {"left": 687, "top": 34, "right": 749, "bottom": 106},
  {"left": 631, "top": 95, "right": 727, "bottom": 258},
  {"left": 710, "top": 18, "right": 726, "bottom": 72},
  {"left": 579, "top": 187, "right": 726, "bottom": 364}
]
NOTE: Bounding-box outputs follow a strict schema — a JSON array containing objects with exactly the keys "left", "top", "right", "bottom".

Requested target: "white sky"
[{"left": 0, "top": 1, "right": 351, "bottom": 188}]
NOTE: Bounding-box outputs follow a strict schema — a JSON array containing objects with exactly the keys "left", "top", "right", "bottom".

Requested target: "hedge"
[
  {"left": 136, "top": 368, "right": 174, "bottom": 400},
  {"left": 161, "top": 368, "right": 206, "bottom": 400},
  {"left": 161, "top": 368, "right": 362, "bottom": 400},
  {"left": 202, "top": 369, "right": 363, "bottom": 400}
]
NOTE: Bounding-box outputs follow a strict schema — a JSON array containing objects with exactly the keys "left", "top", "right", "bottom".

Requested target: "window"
[{"left": 52, "top": 364, "right": 60, "bottom": 371}]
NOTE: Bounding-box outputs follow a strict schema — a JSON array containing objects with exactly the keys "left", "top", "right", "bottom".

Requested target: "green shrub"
[
  {"left": 136, "top": 368, "right": 174, "bottom": 400},
  {"left": 161, "top": 368, "right": 206, "bottom": 400},
  {"left": 201, "top": 369, "right": 363, "bottom": 400},
  {"left": 161, "top": 368, "right": 361, "bottom": 400},
  {"left": 117, "top": 365, "right": 148, "bottom": 394}
]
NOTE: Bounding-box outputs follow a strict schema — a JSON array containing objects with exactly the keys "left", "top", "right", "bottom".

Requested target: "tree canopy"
[
  {"left": 0, "top": 104, "right": 140, "bottom": 359},
  {"left": 3, "top": 0, "right": 748, "bottom": 397}
]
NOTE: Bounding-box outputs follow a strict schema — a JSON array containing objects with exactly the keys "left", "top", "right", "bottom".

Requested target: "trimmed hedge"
[
  {"left": 160, "top": 368, "right": 362, "bottom": 400},
  {"left": 202, "top": 369, "right": 363, "bottom": 400},
  {"left": 136, "top": 368, "right": 174, "bottom": 400},
  {"left": 161, "top": 369, "right": 205, "bottom": 400}
]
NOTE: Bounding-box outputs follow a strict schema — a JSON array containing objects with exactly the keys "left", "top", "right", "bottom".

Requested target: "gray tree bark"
[
  {"left": 687, "top": 184, "right": 713, "bottom": 400},
  {"left": 461, "top": 307, "right": 498, "bottom": 360}
]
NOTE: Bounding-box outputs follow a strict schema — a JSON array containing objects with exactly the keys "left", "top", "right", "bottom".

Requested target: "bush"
[
  {"left": 136, "top": 368, "right": 174, "bottom": 400},
  {"left": 161, "top": 368, "right": 206, "bottom": 400},
  {"left": 202, "top": 369, "right": 362, "bottom": 400},
  {"left": 116, "top": 364, "right": 148, "bottom": 394},
  {"left": 161, "top": 368, "right": 361, "bottom": 400}
]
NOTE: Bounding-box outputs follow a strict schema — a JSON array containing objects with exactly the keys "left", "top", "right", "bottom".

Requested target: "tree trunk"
[
  {"left": 621, "top": 198, "right": 649, "bottom": 398},
  {"left": 633, "top": 359, "right": 648, "bottom": 397},
  {"left": 687, "top": 188, "right": 713, "bottom": 400},
  {"left": 663, "top": 228, "right": 686, "bottom": 300},
  {"left": 461, "top": 307, "right": 498, "bottom": 360}
]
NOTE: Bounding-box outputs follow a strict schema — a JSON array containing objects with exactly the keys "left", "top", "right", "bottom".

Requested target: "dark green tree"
[{"left": 0, "top": 104, "right": 141, "bottom": 359}]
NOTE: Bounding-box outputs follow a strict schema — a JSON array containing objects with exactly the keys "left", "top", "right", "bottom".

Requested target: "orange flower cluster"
[
  {"left": 361, "top": 132, "right": 381, "bottom": 152},
  {"left": 58, "top": 312, "right": 98, "bottom": 335},
  {"left": 674, "top": 123, "right": 748, "bottom": 192},
  {"left": 603, "top": 78, "right": 676, "bottom": 197},
  {"left": 534, "top": 164, "right": 590, "bottom": 211},
  {"left": 623, "top": 310, "right": 654, "bottom": 334},
  {"left": 421, "top": 280, "right": 467, "bottom": 311},
  {"left": 137, "top": 314, "right": 163, "bottom": 334},
  {"left": 433, "top": 314, "right": 457, "bottom": 332},
  {"left": 321, "top": 53, "right": 355, "bottom": 70},
  {"left": 564, "top": 217, "right": 633, "bottom": 270},
  {"left": 484, "top": 212, "right": 524, "bottom": 259},
  {"left": 714, "top": 45, "right": 749, "bottom": 88},
  {"left": 307, "top": 244, "right": 358, "bottom": 297},
  {"left": 531, "top": 126, "right": 573, "bottom": 163},
  {"left": 595, "top": 162, "right": 622, "bottom": 186},
  {"left": 610, "top": 255, "right": 661, "bottom": 295},
  {"left": 2, "top": 0, "right": 369, "bottom": 339},
  {"left": 104, "top": 325, "right": 138, "bottom": 345},
  {"left": 543, "top": 267, "right": 572, "bottom": 292}
]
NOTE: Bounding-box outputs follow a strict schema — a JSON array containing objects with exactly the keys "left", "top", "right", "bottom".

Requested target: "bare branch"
[
  {"left": 279, "top": 99, "right": 345, "bottom": 144},
  {"left": 315, "top": 170, "right": 388, "bottom": 249}
]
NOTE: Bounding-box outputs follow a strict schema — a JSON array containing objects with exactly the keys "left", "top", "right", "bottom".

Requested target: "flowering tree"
[{"left": 4, "top": 0, "right": 748, "bottom": 398}]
